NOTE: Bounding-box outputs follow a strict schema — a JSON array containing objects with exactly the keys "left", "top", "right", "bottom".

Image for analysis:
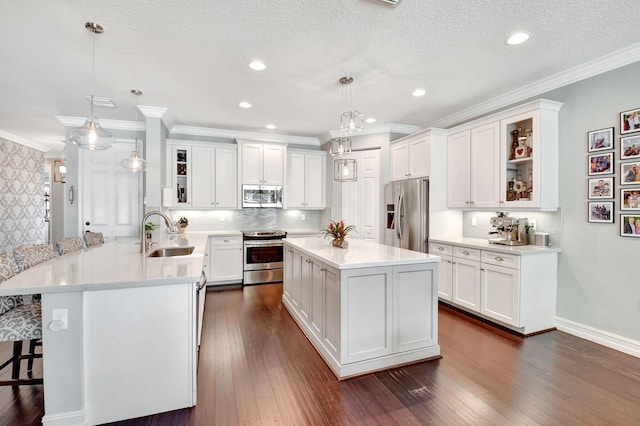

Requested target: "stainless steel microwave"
[{"left": 242, "top": 185, "right": 283, "bottom": 208}]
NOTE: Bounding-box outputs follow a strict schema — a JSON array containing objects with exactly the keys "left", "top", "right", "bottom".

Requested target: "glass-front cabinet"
[
  {"left": 500, "top": 110, "right": 538, "bottom": 209},
  {"left": 174, "top": 146, "right": 190, "bottom": 206}
]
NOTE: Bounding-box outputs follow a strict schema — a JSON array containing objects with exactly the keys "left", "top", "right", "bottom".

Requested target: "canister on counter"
[{"left": 535, "top": 232, "right": 550, "bottom": 246}]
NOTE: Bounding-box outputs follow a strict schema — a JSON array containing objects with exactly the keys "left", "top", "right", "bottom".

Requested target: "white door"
[
  {"left": 81, "top": 141, "right": 142, "bottom": 241},
  {"left": 340, "top": 149, "right": 380, "bottom": 242}
]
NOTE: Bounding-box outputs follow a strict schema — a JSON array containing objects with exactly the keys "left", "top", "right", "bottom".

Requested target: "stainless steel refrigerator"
[{"left": 384, "top": 178, "right": 429, "bottom": 252}]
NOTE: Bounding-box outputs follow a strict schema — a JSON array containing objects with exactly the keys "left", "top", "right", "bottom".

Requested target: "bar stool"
[
  {"left": 0, "top": 252, "right": 43, "bottom": 386},
  {"left": 83, "top": 231, "right": 104, "bottom": 247},
  {"left": 56, "top": 237, "right": 84, "bottom": 255}
]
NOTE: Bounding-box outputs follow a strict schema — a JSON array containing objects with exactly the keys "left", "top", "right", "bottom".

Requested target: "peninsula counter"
[{"left": 282, "top": 237, "right": 441, "bottom": 379}]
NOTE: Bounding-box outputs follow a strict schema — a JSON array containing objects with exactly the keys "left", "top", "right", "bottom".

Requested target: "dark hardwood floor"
[{"left": 2, "top": 283, "right": 640, "bottom": 425}]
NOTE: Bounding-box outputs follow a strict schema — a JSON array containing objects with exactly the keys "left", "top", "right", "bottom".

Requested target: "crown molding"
[
  {"left": 327, "top": 123, "right": 421, "bottom": 140},
  {"left": 137, "top": 105, "right": 173, "bottom": 131},
  {"left": 55, "top": 116, "right": 146, "bottom": 132},
  {"left": 170, "top": 125, "right": 321, "bottom": 146},
  {"left": 429, "top": 42, "right": 640, "bottom": 129},
  {"left": 0, "top": 129, "right": 49, "bottom": 152}
]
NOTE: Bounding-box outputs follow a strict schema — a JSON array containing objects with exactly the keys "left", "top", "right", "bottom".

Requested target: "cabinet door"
[
  {"left": 481, "top": 263, "right": 520, "bottom": 326},
  {"left": 283, "top": 248, "right": 294, "bottom": 303},
  {"left": 241, "top": 143, "right": 264, "bottom": 184},
  {"left": 393, "top": 264, "right": 437, "bottom": 352},
  {"left": 409, "top": 136, "right": 430, "bottom": 178},
  {"left": 390, "top": 141, "right": 409, "bottom": 181},
  {"left": 299, "top": 254, "right": 312, "bottom": 323},
  {"left": 471, "top": 122, "right": 500, "bottom": 208},
  {"left": 209, "top": 238, "right": 243, "bottom": 283},
  {"left": 447, "top": 131, "right": 471, "bottom": 208},
  {"left": 452, "top": 257, "right": 481, "bottom": 312},
  {"left": 323, "top": 265, "right": 340, "bottom": 359},
  {"left": 437, "top": 256, "right": 453, "bottom": 301},
  {"left": 304, "top": 154, "right": 325, "bottom": 208},
  {"left": 309, "top": 261, "right": 325, "bottom": 338},
  {"left": 262, "top": 144, "right": 284, "bottom": 185},
  {"left": 286, "top": 153, "right": 306, "bottom": 208},
  {"left": 214, "top": 148, "right": 237, "bottom": 208},
  {"left": 191, "top": 146, "right": 214, "bottom": 207}
]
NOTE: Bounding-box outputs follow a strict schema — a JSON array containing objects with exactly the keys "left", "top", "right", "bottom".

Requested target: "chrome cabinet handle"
[
  {"left": 495, "top": 256, "right": 504, "bottom": 262},
  {"left": 438, "top": 246, "right": 445, "bottom": 251},
  {"left": 462, "top": 250, "right": 470, "bottom": 255}
]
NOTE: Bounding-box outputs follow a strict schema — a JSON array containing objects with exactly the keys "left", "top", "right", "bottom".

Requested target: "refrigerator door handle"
[{"left": 396, "top": 192, "right": 404, "bottom": 241}]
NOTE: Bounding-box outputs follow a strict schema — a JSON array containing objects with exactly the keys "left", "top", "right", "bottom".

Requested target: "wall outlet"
[
  {"left": 301, "top": 214, "right": 306, "bottom": 221},
  {"left": 529, "top": 219, "right": 537, "bottom": 229},
  {"left": 471, "top": 216, "right": 478, "bottom": 227},
  {"left": 52, "top": 309, "right": 68, "bottom": 330},
  {"left": 219, "top": 214, "right": 225, "bottom": 222}
]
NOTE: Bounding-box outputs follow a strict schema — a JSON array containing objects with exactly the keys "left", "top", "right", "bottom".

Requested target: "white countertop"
[
  {"left": 0, "top": 233, "right": 209, "bottom": 296},
  {"left": 429, "top": 237, "right": 561, "bottom": 254},
  {"left": 285, "top": 228, "right": 322, "bottom": 237},
  {"left": 284, "top": 237, "right": 440, "bottom": 270}
]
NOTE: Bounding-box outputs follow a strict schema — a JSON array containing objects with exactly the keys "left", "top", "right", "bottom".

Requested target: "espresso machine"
[{"left": 488, "top": 212, "right": 529, "bottom": 246}]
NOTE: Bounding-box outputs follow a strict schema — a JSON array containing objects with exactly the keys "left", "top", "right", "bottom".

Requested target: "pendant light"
[
  {"left": 339, "top": 76, "right": 363, "bottom": 133},
  {"left": 121, "top": 90, "right": 147, "bottom": 172},
  {"left": 334, "top": 158, "right": 357, "bottom": 182},
  {"left": 68, "top": 22, "right": 114, "bottom": 150}
]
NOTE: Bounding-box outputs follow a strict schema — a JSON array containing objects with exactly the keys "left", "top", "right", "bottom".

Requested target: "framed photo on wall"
[
  {"left": 620, "top": 214, "right": 640, "bottom": 236},
  {"left": 588, "top": 152, "right": 613, "bottom": 175},
  {"left": 587, "top": 127, "right": 614, "bottom": 152},
  {"left": 620, "top": 134, "right": 640, "bottom": 160},
  {"left": 588, "top": 202, "right": 613, "bottom": 223},
  {"left": 621, "top": 188, "right": 640, "bottom": 210},
  {"left": 588, "top": 177, "right": 614, "bottom": 199},
  {"left": 621, "top": 161, "right": 640, "bottom": 184},
  {"left": 620, "top": 108, "right": 640, "bottom": 135}
]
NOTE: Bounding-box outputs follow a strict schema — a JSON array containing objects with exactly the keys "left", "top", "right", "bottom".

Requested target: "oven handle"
[{"left": 244, "top": 241, "right": 284, "bottom": 247}]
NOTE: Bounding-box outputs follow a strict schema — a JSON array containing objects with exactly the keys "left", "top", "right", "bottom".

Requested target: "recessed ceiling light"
[
  {"left": 506, "top": 32, "right": 530, "bottom": 45},
  {"left": 249, "top": 60, "right": 266, "bottom": 71},
  {"left": 239, "top": 101, "right": 252, "bottom": 109},
  {"left": 365, "top": 117, "right": 376, "bottom": 124},
  {"left": 266, "top": 124, "right": 276, "bottom": 129},
  {"left": 412, "top": 89, "right": 426, "bottom": 97}
]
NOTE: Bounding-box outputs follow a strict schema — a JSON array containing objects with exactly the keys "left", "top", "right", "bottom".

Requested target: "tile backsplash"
[
  {"left": 166, "top": 208, "right": 322, "bottom": 232},
  {"left": 0, "top": 137, "right": 45, "bottom": 252}
]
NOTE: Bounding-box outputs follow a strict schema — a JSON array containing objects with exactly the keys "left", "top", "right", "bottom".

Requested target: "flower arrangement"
[{"left": 320, "top": 220, "right": 356, "bottom": 248}]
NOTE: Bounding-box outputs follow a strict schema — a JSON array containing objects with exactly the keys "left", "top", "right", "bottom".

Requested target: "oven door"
[{"left": 243, "top": 240, "right": 284, "bottom": 271}]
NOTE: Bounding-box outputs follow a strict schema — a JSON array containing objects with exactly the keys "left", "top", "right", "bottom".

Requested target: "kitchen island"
[
  {"left": 282, "top": 237, "right": 441, "bottom": 379},
  {"left": 0, "top": 233, "right": 208, "bottom": 426}
]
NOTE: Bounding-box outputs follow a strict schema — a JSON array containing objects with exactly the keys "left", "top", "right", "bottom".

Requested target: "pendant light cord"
[{"left": 89, "top": 28, "right": 96, "bottom": 120}]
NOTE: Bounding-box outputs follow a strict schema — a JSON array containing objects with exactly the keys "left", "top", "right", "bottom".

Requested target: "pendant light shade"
[
  {"left": 69, "top": 22, "right": 114, "bottom": 151},
  {"left": 334, "top": 158, "right": 357, "bottom": 182},
  {"left": 329, "top": 136, "right": 352, "bottom": 156},
  {"left": 339, "top": 77, "right": 363, "bottom": 133},
  {"left": 122, "top": 90, "right": 147, "bottom": 172}
]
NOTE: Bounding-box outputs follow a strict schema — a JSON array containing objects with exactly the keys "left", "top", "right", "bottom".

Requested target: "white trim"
[
  {"left": 326, "top": 123, "right": 421, "bottom": 140},
  {"left": 556, "top": 316, "right": 640, "bottom": 359},
  {"left": 429, "top": 42, "right": 640, "bottom": 129},
  {"left": 137, "top": 105, "right": 173, "bottom": 131},
  {"left": 41, "top": 409, "right": 87, "bottom": 426},
  {"left": 170, "top": 125, "right": 320, "bottom": 146},
  {"left": 0, "top": 129, "right": 49, "bottom": 152}
]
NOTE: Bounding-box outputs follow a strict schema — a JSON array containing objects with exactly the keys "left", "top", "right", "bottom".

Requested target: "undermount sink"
[{"left": 147, "top": 246, "right": 195, "bottom": 257}]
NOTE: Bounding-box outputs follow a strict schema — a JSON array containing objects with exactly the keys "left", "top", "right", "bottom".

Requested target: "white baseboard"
[
  {"left": 41, "top": 409, "right": 86, "bottom": 426},
  {"left": 555, "top": 316, "right": 640, "bottom": 358}
]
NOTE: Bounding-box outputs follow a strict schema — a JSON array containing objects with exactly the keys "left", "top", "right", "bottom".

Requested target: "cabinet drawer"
[
  {"left": 429, "top": 242, "right": 453, "bottom": 256},
  {"left": 481, "top": 250, "right": 520, "bottom": 269},
  {"left": 453, "top": 246, "right": 481, "bottom": 261},
  {"left": 210, "top": 236, "right": 243, "bottom": 248}
]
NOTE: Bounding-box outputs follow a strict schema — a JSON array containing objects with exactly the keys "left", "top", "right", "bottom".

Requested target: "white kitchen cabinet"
[
  {"left": 446, "top": 122, "right": 500, "bottom": 208},
  {"left": 446, "top": 99, "right": 562, "bottom": 211},
  {"left": 283, "top": 246, "right": 301, "bottom": 309},
  {"left": 390, "top": 133, "right": 430, "bottom": 181},
  {"left": 286, "top": 150, "right": 326, "bottom": 209},
  {"left": 191, "top": 145, "right": 238, "bottom": 208},
  {"left": 431, "top": 239, "right": 558, "bottom": 335},
  {"left": 207, "top": 236, "right": 243, "bottom": 285},
  {"left": 429, "top": 242, "right": 453, "bottom": 301},
  {"left": 299, "top": 253, "right": 312, "bottom": 323},
  {"left": 170, "top": 144, "right": 192, "bottom": 206},
  {"left": 309, "top": 260, "right": 325, "bottom": 339},
  {"left": 239, "top": 141, "right": 285, "bottom": 185}
]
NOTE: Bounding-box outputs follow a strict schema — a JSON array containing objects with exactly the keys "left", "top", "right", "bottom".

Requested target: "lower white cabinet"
[
  {"left": 430, "top": 240, "right": 558, "bottom": 335},
  {"left": 207, "top": 236, "right": 243, "bottom": 285}
]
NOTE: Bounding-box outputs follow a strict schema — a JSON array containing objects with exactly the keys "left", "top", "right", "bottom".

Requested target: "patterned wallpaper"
[{"left": 0, "top": 137, "right": 45, "bottom": 252}]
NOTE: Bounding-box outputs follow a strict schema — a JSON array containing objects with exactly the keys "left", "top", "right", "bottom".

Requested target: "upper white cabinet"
[
  {"left": 168, "top": 141, "right": 237, "bottom": 208},
  {"left": 390, "top": 133, "right": 430, "bottom": 181},
  {"left": 446, "top": 122, "right": 500, "bottom": 208},
  {"left": 238, "top": 141, "right": 285, "bottom": 185},
  {"left": 446, "top": 99, "right": 562, "bottom": 211},
  {"left": 286, "top": 149, "right": 326, "bottom": 209}
]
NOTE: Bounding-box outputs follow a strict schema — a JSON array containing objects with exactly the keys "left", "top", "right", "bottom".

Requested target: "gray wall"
[{"left": 539, "top": 61, "right": 640, "bottom": 341}]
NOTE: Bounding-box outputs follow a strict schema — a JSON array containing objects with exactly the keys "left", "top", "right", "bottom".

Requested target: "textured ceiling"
[{"left": 1, "top": 0, "right": 640, "bottom": 153}]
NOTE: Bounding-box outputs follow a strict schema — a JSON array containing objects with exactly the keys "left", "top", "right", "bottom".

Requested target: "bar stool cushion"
[
  {"left": 13, "top": 244, "right": 55, "bottom": 272},
  {"left": 56, "top": 237, "right": 84, "bottom": 255},
  {"left": 0, "top": 303, "right": 42, "bottom": 341},
  {"left": 84, "top": 231, "right": 104, "bottom": 247}
]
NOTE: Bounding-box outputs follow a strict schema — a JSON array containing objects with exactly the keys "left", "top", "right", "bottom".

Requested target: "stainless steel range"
[{"left": 242, "top": 230, "right": 287, "bottom": 285}]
